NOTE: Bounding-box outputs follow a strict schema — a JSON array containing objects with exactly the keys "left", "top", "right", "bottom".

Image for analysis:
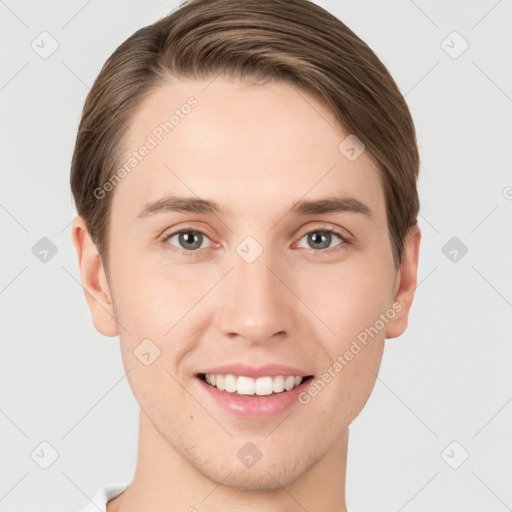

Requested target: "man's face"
[{"left": 99, "top": 76, "right": 404, "bottom": 488}]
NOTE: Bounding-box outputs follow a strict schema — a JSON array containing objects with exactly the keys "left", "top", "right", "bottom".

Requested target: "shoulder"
[{"left": 73, "top": 484, "right": 129, "bottom": 512}]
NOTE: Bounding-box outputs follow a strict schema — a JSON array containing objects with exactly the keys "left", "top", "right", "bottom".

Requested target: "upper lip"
[{"left": 196, "top": 363, "right": 313, "bottom": 379}]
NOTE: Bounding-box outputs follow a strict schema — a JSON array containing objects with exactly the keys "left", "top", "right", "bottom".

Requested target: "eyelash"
[{"left": 160, "top": 225, "right": 351, "bottom": 258}]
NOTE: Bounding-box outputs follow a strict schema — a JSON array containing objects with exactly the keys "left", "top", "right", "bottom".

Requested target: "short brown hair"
[{"left": 70, "top": 0, "right": 420, "bottom": 275}]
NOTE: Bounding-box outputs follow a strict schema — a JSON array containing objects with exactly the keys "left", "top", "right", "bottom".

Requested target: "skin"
[{"left": 72, "top": 75, "right": 420, "bottom": 512}]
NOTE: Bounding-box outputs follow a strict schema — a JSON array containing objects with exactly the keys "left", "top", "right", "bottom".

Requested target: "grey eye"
[
  {"left": 168, "top": 230, "right": 208, "bottom": 251},
  {"left": 298, "top": 230, "right": 343, "bottom": 250}
]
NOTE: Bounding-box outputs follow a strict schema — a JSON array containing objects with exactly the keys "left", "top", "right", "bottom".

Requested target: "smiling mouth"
[{"left": 197, "top": 373, "right": 314, "bottom": 396}]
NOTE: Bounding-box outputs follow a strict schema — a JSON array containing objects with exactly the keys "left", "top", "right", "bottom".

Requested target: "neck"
[{"left": 107, "top": 410, "right": 349, "bottom": 512}]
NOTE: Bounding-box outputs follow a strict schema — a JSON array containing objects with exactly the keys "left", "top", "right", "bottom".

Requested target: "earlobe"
[
  {"left": 385, "top": 224, "right": 421, "bottom": 339},
  {"left": 71, "top": 216, "right": 119, "bottom": 338}
]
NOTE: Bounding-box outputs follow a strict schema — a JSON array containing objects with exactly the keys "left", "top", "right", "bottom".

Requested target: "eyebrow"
[
  {"left": 289, "top": 196, "right": 374, "bottom": 219},
  {"left": 136, "top": 196, "right": 225, "bottom": 218},
  {"left": 136, "top": 195, "right": 374, "bottom": 220}
]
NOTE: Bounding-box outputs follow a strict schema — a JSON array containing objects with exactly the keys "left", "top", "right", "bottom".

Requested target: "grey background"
[{"left": 1, "top": 0, "right": 511, "bottom": 511}]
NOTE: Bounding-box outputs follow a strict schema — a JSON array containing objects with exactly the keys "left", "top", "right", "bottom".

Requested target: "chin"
[
  {"left": 189, "top": 448, "right": 317, "bottom": 491},
  {"left": 202, "top": 464, "right": 302, "bottom": 490}
]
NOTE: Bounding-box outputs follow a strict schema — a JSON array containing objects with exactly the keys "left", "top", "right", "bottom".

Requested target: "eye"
[
  {"left": 164, "top": 229, "right": 212, "bottom": 252},
  {"left": 296, "top": 228, "right": 347, "bottom": 252},
  {"left": 160, "top": 225, "right": 350, "bottom": 257}
]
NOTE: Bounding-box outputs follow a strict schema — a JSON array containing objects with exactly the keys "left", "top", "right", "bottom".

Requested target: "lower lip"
[{"left": 195, "top": 377, "right": 312, "bottom": 419}]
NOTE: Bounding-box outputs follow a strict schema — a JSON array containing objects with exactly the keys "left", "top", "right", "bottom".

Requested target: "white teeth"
[
  {"left": 225, "top": 374, "right": 237, "bottom": 393},
  {"left": 273, "top": 375, "right": 285, "bottom": 393},
  {"left": 255, "top": 376, "right": 273, "bottom": 396},
  {"left": 284, "top": 376, "right": 295, "bottom": 391},
  {"left": 237, "top": 376, "right": 255, "bottom": 395},
  {"left": 203, "top": 373, "right": 305, "bottom": 396},
  {"left": 216, "top": 374, "right": 226, "bottom": 391}
]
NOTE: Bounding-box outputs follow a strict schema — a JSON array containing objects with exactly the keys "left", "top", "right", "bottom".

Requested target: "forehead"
[{"left": 111, "top": 76, "right": 386, "bottom": 226}]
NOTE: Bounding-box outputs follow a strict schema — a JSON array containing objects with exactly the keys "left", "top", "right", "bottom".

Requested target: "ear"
[
  {"left": 385, "top": 224, "right": 421, "bottom": 339},
  {"left": 71, "top": 216, "right": 119, "bottom": 337}
]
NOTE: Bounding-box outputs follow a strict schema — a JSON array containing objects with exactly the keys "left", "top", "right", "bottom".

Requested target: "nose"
[{"left": 215, "top": 248, "right": 296, "bottom": 345}]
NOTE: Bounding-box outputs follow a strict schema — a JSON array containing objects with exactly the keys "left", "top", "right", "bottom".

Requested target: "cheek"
[
  {"left": 294, "top": 256, "right": 395, "bottom": 348},
  {"left": 110, "top": 252, "right": 198, "bottom": 331},
  {"left": 112, "top": 264, "right": 209, "bottom": 380},
  {"left": 112, "top": 270, "right": 197, "bottom": 411},
  {"left": 293, "top": 258, "right": 392, "bottom": 422}
]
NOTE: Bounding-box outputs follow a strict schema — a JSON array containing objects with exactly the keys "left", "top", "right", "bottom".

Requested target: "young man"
[{"left": 70, "top": 0, "right": 421, "bottom": 510}]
